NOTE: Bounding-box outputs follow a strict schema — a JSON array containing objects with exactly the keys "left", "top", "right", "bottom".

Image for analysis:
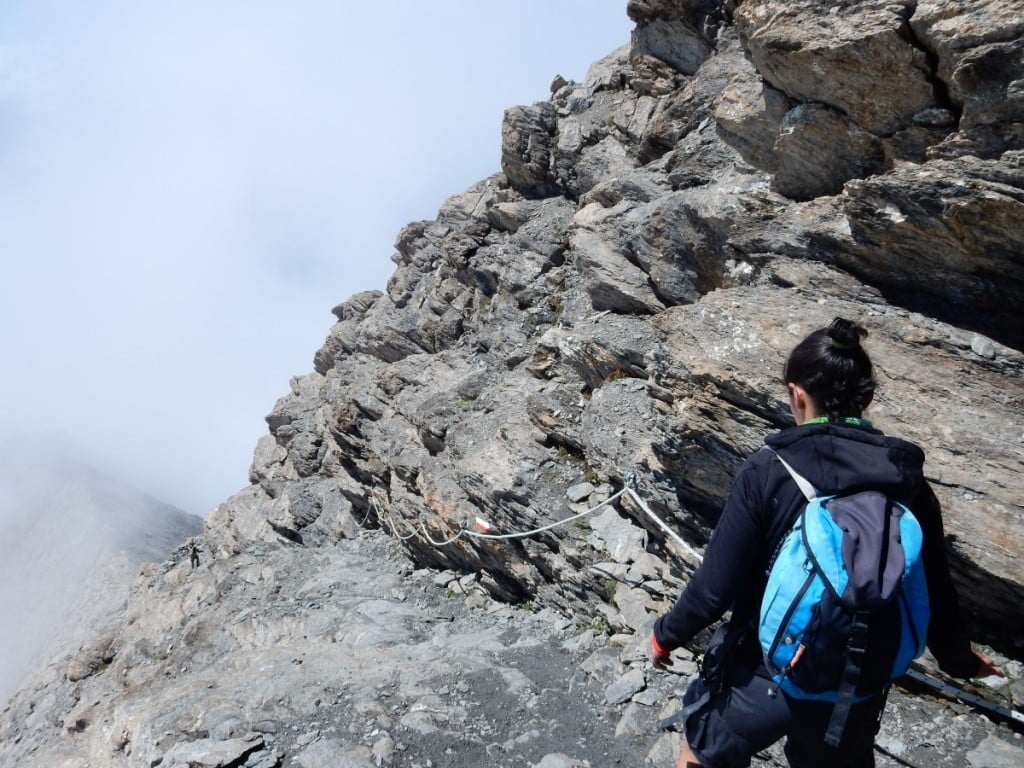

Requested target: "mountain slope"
[
  {"left": 0, "top": 435, "right": 203, "bottom": 705},
  {"left": 1, "top": 2, "right": 1022, "bottom": 766}
]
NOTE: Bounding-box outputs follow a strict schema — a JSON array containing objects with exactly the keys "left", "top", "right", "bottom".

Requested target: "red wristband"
[{"left": 651, "top": 633, "right": 671, "bottom": 656}]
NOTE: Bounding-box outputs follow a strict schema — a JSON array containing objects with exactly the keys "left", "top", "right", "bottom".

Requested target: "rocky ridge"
[
  {"left": 2, "top": 1, "right": 1023, "bottom": 766},
  {"left": 240, "top": 0, "right": 1024, "bottom": 629}
]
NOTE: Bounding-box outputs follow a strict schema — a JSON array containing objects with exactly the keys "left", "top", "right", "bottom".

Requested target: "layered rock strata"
[{"left": 217, "top": 0, "right": 1023, "bottom": 630}]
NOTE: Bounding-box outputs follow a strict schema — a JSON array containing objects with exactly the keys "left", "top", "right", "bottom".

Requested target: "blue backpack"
[{"left": 759, "top": 450, "right": 930, "bottom": 747}]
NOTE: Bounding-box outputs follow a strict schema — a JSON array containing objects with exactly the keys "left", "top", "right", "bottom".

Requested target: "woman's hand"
[
  {"left": 972, "top": 650, "right": 1003, "bottom": 679},
  {"left": 650, "top": 634, "right": 674, "bottom": 670}
]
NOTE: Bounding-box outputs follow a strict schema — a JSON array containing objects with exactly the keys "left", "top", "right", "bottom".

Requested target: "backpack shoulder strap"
[{"left": 766, "top": 448, "right": 819, "bottom": 501}]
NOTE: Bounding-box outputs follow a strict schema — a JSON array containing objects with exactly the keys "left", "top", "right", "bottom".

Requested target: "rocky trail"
[{"left": 4, "top": 525, "right": 1021, "bottom": 768}]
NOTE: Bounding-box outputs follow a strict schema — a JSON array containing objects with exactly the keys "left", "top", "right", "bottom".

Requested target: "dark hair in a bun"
[{"left": 784, "top": 317, "right": 875, "bottom": 418}]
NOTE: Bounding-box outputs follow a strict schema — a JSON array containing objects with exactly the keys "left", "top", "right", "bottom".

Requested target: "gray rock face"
[
  {"left": 3, "top": 1, "right": 1023, "bottom": 766},
  {"left": 735, "top": 1, "right": 937, "bottom": 136},
  {"left": 840, "top": 159, "right": 1024, "bottom": 331},
  {"left": 502, "top": 103, "right": 562, "bottom": 199},
  {"left": 911, "top": 0, "right": 1024, "bottom": 159},
  {"left": 253, "top": 0, "right": 1023, "bottom": 628},
  {"left": 965, "top": 734, "right": 1024, "bottom": 767}
]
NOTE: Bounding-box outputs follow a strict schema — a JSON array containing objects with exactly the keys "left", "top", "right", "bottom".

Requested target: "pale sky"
[{"left": 0, "top": 2, "right": 633, "bottom": 515}]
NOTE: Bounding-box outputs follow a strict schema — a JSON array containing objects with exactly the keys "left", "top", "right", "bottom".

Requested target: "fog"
[
  {"left": 0, "top": 434, "right": 203, "bottom": 703},
  {"left": 0, "top": 1, "right": 631, "bottom": 516}
]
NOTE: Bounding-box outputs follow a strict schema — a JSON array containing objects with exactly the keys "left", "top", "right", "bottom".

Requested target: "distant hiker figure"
[{"left": 187, "top": 539, "right": 200, "bottom": 569}]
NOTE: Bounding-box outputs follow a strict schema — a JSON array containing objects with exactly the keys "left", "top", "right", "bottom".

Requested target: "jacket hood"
[{"left": 763, "top": 422, "right": 926, "bottom": 499}]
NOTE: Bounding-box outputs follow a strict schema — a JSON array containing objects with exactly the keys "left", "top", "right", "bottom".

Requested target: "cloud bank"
[{"left": 0, "top": 1, "right": 630, "bottom": 514}]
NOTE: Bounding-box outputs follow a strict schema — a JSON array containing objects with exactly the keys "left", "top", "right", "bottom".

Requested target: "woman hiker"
[{"left": 650, "top": 317, "right": 1000, "bottom": 768}]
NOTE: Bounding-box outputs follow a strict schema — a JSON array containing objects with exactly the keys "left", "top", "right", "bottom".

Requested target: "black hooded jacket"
[{"left": 653, "top": 421, "right": 980, "bottom": 679}]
